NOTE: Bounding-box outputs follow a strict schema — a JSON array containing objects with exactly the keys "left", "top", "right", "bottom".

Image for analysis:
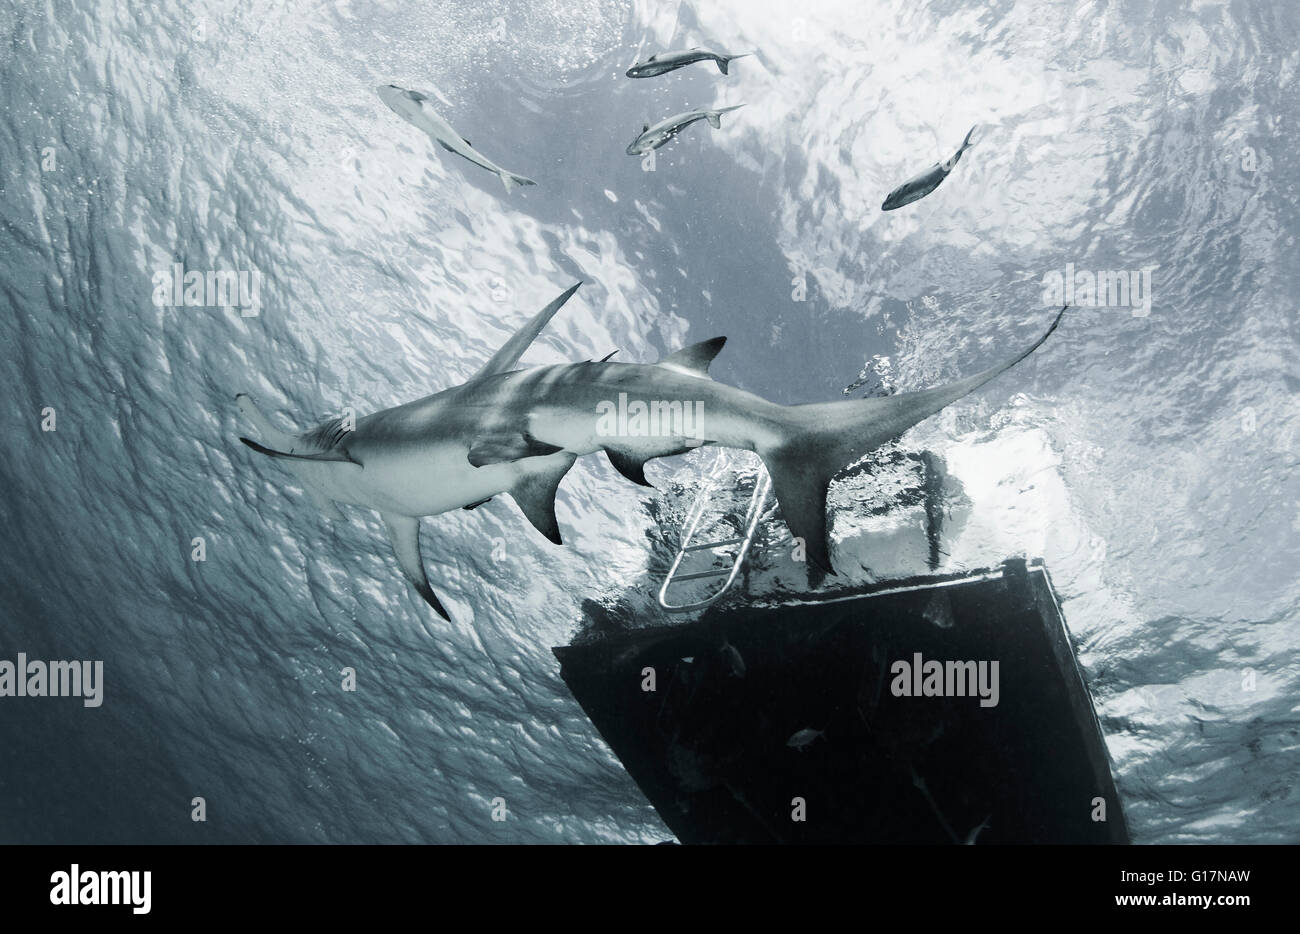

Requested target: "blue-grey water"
[{"left": 1, "top": 0, "right": 1297, "bottom": 843}]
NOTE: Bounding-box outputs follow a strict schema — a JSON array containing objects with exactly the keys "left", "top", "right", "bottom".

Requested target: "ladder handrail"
[{"left": 658, "top": 464, "right": 771, "bottom": 613}]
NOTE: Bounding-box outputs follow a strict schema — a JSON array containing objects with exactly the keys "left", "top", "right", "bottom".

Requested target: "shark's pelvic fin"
[
  {"left": 508, "top": 454, "right": 577, "bottom": 544},
  {"left": 468, "top": 431, "right": 564, "bottom": 467},
  {"left": 657, "top": 336, "right": 726, "bottom": 378},
  {"left": 604, "top": 447, "right": 653, "bottom": 487},
  {"left": 381, "top": 512, "right": 450, "bottom": 619},
  {"left": 472, "top": 282, "right": 582, "bottom": 381}
]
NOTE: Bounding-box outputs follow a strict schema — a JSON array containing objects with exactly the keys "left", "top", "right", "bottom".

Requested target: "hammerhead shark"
[
  {"left": 238, "top": 283, "right": 1066, "bottom": 619},
  {"left": 627, "top": 105, "right": 745, "bottom": 155},
  {"left": 376, "top": 83, "right": 535, "bottom": 194},
  {"left": 626, "top": 48, "right": 752, "bottom": 78},
  {"left": 882, "top": 126, "right": 977, "bottom": 211}
]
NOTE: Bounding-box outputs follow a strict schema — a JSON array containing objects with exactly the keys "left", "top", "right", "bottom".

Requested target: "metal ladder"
[{"left": 657, "top": 461, "right": 772, "bottom": 613}]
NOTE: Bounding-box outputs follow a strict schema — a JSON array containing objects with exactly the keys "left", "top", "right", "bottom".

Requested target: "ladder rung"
[
  {"left": 682, "top": 536, "right": 743, "bottom": 552},
  {"left": 672, "top": 568, "right": 733, "bottom": 582},
  {"left": 657, "top": 463, "right": 772, "bottom": 612}
]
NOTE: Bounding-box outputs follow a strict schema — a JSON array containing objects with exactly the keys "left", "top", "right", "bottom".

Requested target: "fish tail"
[
  {"left": 716, "top": 52, "right": 751, "bottom": 74},
  {"left": 754, "top": 306, "right": 1066, "bottom": 571},
  {"left": 501, "top": 171, "right": 536, "bottom": 193},
  {"left": 706, "top": 104, "right": 745, "bottom": 128},
  {"left": 961, "top": 124, "right": 977, "bottom": 153}
]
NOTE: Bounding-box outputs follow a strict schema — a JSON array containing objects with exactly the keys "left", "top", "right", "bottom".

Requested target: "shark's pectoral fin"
[
  {"left": 239, "top": 437, "right": 362, "bottom": 466},
  {"left": 604, "top": 447, "right": 653, "bottom": 487},
  {"left": 468, "top": 432, "right": 564, "bottom": 467},
  {"left": 462, "top": 497, "right": 493, "bottom": 511},
  {"left": 508, "top": 454, "right": 576, "bottom": 545},
  {"left": 381, "top": 512, "right": 450, "bottom": 620},
  {"left": 437, "top": 139, "right": 457, "bottom": 152}
]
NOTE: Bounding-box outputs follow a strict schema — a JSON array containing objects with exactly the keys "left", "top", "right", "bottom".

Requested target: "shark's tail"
[
  {"left": 706, "top": 104, "right": 745, "bottom": 128},
  {"left": 716, "top": 52, "right": 753, "bottom": 74},
  {"left": 501, "top": 171, "right": 536, "bottom": 193},
  {"left": 755, "top": 306, "right": 1067, "bottom": 571}
]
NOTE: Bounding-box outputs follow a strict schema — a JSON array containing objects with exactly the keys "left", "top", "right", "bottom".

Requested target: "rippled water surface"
[{"left": 1, "top": 0, "right": 1297, "bottom": 843}]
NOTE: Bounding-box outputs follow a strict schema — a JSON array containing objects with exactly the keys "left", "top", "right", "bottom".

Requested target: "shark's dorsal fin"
[
  {"left": 647, "top": 53, "right": 658, "bottom": 61},
  {"left": 642, "top": 123, "right": 649, "bottom": 132},
  {"left": 508, "top": 454, "right": 577, "bottom": 544},
  {"left": 657, "top": 336, "right": 726, "bottom": 378},
  {"left": 472, "top": 282, "right": 582, "bottom": 381}
]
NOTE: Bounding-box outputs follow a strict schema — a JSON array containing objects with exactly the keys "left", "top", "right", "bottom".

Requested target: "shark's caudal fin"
[
  {"left": 500, "top": 171, "right": 536, "bottom": 193},
  {"left": 716, "top": 52, "right": 752, "bottom": 74},
  {"left": 706, "top": 104, "right": 745, "bottom": 128},
  {"left": 756, "top": 307, "right": 1067, "bottom": 571}
]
